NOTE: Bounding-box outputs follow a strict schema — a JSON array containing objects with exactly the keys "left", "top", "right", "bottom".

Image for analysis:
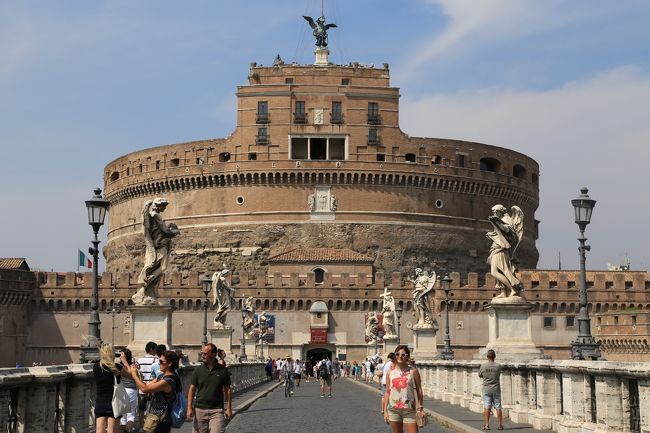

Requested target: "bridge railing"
[
  {"left": 0, "top": 362, "right": 265, "bottom": 433},
  {"left": 417, "top": 359, "right": 649, "bottom": 433}
]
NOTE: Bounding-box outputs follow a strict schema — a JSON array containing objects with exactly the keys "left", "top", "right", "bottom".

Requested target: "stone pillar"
[
  {"left": 23, "top": 366, "right": 69, "bottom": 433},
  {"left": 479, "top": 302, "right": 545, "bottom": 362},
  {"left": 126, "top": 305, "right": 174, "bottom": 357},
  {"left": 469, "top": 366, "right": 484, "bottom": 413},
  {"left": 412, "top": 326, "right": 438, "bottom": 360},
  {"left": 530, "top": 369, "right": 557, "bottom": 429},
  {"left": 509, "top": 367, "right": 532, "bottom": 423},
  {"left": 65, "top": 364, "right": 94, "bottom": 433},
  {"left": 596, "top": 375, "right": 624, "bottom": 431},
  {"left": 382, "top": 336, "right": 398, "bottom": 355},
  {"left": 209, "top": 327, "right": 235, "bottom": 354},
  {"left": 558, "top": 373, "right": 587, "bottom": 433}
]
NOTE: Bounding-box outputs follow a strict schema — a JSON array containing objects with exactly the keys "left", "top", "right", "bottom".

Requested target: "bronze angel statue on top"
[
  {"left": 303, "top": 15, "right": 337, "bottom": 49},
  {"left": 487, "top": 204, "right": 525, "bottom": 301}
]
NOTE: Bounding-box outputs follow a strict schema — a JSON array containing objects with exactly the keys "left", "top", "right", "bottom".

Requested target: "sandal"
[
  {"left": 483, "top": 427, "right": 490, "bottom": 430},
  {"left": 498, "top": 427, "right": 504, "bottom": 430}
]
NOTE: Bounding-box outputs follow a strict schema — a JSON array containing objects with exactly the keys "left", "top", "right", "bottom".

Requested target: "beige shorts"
[{"left": 388, "top": 408, "right": 416, "bottom": 424}]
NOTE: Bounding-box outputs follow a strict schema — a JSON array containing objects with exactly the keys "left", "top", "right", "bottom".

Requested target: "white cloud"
[{"left": 400, "top": 66, "right": 650, "bottom": 270}]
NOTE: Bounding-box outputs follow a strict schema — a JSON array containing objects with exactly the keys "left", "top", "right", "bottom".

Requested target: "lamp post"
[
  {"left": 107, "top": 282, "right": 121, "bottom": 346},
  {"left": 259, "top": 321, "right": 268, "bottom": 360},
  {"left": 440, "top": 273, "right": 455, "bottom": 360},
  {"left": 201, "top": 274, "right": 212, "bottom": 346},
  {"left": 395, "top": 304, "right": 403, "bottom": 346},
  {"left": 570, "top": 187, "right": 602, "bottom": 360},
  {"left": 240, "top": 296, "right": 248, "bottom": 362},
  {"left": 80, "top": 188, "right": 109, "bottom": 363}
]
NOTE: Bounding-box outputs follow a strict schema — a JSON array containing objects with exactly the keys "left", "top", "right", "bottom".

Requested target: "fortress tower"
[{"left": 103, "top": 57, "right": 540, "bottom": 277}]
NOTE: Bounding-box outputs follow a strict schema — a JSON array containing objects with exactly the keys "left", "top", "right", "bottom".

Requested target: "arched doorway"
[{"left": 306, "top": 347, "right": 333, "bottom": 363}]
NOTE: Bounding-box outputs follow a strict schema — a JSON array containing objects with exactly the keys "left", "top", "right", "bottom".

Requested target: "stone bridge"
[{"left": 1, "top": 359, "right": 648, "bottom": 433}]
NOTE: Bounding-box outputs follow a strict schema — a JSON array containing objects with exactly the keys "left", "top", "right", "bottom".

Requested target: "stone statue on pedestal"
[
  {"left": 213, "top": 267, "right": 235, "bottom": 328},
  {"left": 365, "top": 312, "right": 379, "bottom": 342},
  {"left": 487, "top": 204, "right": 525, "bottom": 302},
  {"left": 132, "top": 198, "right": 180, "bottom": 305},
  {"left": 242, "top": 296, "right": 256, "bottom": 336},
  {"left": 380, "top": 288, "right": 397, "bottom": 338},
  {"left": 257, "top": 311, "right": 269, "bottom": 342},
  {"left": 409, "top": 268, "right": 439, "bottom": 330},
  {"left": 303, "top": 15, "right": 337, "bottom": 49}
]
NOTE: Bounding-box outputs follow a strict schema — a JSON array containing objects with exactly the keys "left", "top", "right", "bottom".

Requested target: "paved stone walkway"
[{"left": 180, "top": 377, "right": 452, "bottom": 433}]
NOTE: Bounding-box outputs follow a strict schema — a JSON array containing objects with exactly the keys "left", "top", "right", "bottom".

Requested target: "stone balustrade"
[
  {"left": 0, "top": 362, "right": 265, "bottom": 433},
  {"left": 418, "top": 359, "right": 648, "bottom": 433}
]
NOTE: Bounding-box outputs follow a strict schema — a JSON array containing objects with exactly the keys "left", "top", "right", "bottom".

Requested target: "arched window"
[
  {"left": 512, "top": 164, "right": 526, "bottom": 179},
  {"left": 479, "top": 157, "right": 501, "bottom": 173},
  {"left": 313, "top": 267, "right": 325, "bottom": 284}
]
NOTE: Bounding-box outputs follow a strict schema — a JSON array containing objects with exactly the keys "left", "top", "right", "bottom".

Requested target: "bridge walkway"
[{"left": 177, "top": 376, "right": 542, "bottom": 433}]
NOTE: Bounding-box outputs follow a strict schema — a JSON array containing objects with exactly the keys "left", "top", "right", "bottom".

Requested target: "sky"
[{"left": 1, "top": 0, "right": 649, "bottom": 273}]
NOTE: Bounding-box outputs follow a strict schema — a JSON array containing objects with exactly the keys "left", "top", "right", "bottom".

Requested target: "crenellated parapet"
[{"left": 32, "top": 269, "right": 650, "bottom": 314}]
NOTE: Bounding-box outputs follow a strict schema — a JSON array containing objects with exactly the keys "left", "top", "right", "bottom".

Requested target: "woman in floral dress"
[{"left": 382, "top": 345, "right": 425, "bottom": 433}]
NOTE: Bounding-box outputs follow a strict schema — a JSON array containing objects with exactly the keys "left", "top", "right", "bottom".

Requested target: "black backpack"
[{"left": 319, "top": 361, "right": 330, "bottom": 377}]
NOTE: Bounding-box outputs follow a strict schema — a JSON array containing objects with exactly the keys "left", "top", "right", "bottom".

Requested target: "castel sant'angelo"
[{"left": 3, "top": 15, "right": 650, "bottom": 367}]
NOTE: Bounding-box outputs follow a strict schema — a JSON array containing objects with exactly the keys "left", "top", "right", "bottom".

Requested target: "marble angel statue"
[
  {"left": 365, "top": 312, "right": 379, "bottom": 342},
  {"left": 212, "top": 266, "right": 236, "bottom": 328},
  {"left": 380, "top": 290, "right": 397, "bottom": 338},
  {"left": 132, "top": 198, "right": 180, "bottom": 305},
  {"left": 409, "top": 268, "right": 439, "bottom": 330},
  {"left": 487, "top": 204, "right": 525, "bottom": 300}
]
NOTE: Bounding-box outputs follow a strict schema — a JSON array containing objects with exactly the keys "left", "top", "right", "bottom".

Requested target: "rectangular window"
[
  {"left": 341, "top": 78, "right": 350, "bottom": 85},
  {"left": 310, "top": 138, "right": 327, "bottom": 160},
  {"left": 256, "top": 101, "right": 269, "bottom": 123},
  {"left": 549, "top": 281, "right": 558, "bottom": 288},
  {"left": 294, "top": 101, "right": 307, "bottom": 124},
  {"left": 291, "top": 138, "right": 308, "bottom": 159},
  {"left": 368, "top": 128, "right": 379, "bottom": 145},
  {"left": 543, "top": 317, "right": 554, "bottom": 328},
  {"left": 196, "top": 157, "right": 205, "bottom": 165},
  {"left": 568, "top": 281, "right": 576, "bottom": 288},
  {"left": 368, "top": 102, "right": 380, "bottom": 124},
  {"left": 329, "top": 138, "right": 345, "bottom": 160},
  {"left": 248, "top": 152, "right": 257, "bottom": 161},
  {"left": 256, "top": 127, "right": 268, "bottom": 144},
  {"left": 377, "top": 154, "right": 386, "bottom": 162},
  {"left": 155, "top": 160, "right": 161, "bottom": 170},
  {"left": 331, "top": 101, "right": 343, "bottom": 124},
  {"left": 457, "top": 154, "right": 466, "bottom": 168},
  {"left": 285, "top": 78, "right": 294, "bottom": 84},
  {"left": 566, "top": 316, "right": 575, "bottom": 327}
]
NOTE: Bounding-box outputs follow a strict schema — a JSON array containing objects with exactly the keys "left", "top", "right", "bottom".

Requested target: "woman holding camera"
[{"left": 93, "top": 344, "right": 131, "bottom": 433}]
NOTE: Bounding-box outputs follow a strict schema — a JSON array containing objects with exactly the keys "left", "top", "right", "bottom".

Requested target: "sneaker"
[
  {"left": 328, "top": 394, "right": 332, "bottom": 398},
  {"left": 321, "top": 394, "right": 325, "bottom": 398}
]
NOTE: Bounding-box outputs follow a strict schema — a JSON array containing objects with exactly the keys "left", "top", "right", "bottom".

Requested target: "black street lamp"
[
  {"left": 440, "top": 273, "right": 455, "bottom": 360},
  {"left": 80, "top": 188, "right": 109, "bottom": 363},
  {"left": 570, "top": 187, "right": 602, "bottom": 360},
  {"left": 201, "top": 274, "right": 212, "bottom": 346},
  {"left": 240, "top": 296, "right": 248, "bottom": 362},
  {"left": 395, "top": 304, "right": 403, "bottom": 346}
]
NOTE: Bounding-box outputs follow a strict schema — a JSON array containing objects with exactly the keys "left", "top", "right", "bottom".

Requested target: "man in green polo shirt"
[{"left": 187, "top": 343, "right": 232, "bottom": 433}]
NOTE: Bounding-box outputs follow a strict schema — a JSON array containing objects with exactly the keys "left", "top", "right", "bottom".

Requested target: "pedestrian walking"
[
  {"left": 136, "top": 341, "right": 159, "bottom": 416},
  {"left": 123, "top": 350, "right": 181, "bottom": 433},
  {"left": 383, "top": 345, "right": 425, "bottom": 433},
  {"left": 293, "top": 359, "right": 303, "bottom": 387},
  {"left": 186, "top": 344, "right": 233, "bottom": 433},
  {"left": 380, "top": 353, "right": 395, "bottom": 413},
  {"left": 265, "top": 358, "right": 273, "bottom": 381},
  {"left": 479, "top": 349, "right": 503, "bottom": 430},
  {"left": 317, "top": 355, "right": 333, "bottom": 398},
  {"left": 118, "top": 348, "right": 139, "bottom": 433},
  {"left": 364, "top": 358, "right": 373, "bottom": 383}
]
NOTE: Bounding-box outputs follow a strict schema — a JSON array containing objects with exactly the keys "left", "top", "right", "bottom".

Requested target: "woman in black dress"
[{"left": 94, "top": 343, "right": 130, "bottom": 433}]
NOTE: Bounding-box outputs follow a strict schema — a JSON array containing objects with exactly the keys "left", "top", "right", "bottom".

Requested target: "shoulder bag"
[
  {"left": 112, "top": 374, "right": 131, "bottom": 417},
  {"left": 413, "top": 380, "right": 428, "bottom": 428}
]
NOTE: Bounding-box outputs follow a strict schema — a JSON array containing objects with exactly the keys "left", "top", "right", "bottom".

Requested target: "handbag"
[
  {"left": 111, "top": 374, "right": 131, "bottom": 417},
  {"left": 143, "top": 413, "right": 162, "bottom": 433},
  {"left": 414, "top": 382, "right": 429, "bottom": 428}
]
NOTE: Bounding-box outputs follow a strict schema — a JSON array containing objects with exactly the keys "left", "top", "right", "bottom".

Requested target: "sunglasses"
[
  {"left": 396, "top": 353, "right": 409, "bottom": 358},
  {"left": 159, "top": 359, "right": 168, "bottom": 365}
]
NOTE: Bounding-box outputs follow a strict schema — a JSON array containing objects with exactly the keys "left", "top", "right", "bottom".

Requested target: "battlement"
[{"left": 34, "top": 269, "right": 650, "bottom": 293}]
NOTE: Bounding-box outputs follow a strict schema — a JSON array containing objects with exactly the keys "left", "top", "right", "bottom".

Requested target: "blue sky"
[{"left": 1, "top": 0, "right": 649, "bottom": 273}]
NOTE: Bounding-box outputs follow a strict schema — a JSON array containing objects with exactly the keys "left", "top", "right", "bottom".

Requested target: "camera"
[{"left": 115, "top": 351, "right": 123, "bottom": 358}]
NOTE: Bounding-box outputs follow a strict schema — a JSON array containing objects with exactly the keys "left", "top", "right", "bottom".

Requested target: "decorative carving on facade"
[
  {"left": 409, "top": 268, "right": 438, "bottom": 330},
  {"left": 487, "top": 204, "right": 525, "bottom": 303},
  {"left": 132, "top": 198, "right": 180, "bottom": 305},
  {"left": 365, "top": 311, "right": 379, "bottom": 341},
  {"left": 212, "top": 266, "right": 235, "bottom": 328},
  {"left": 314, "top": 108, "right": 323, "bottom": 125}
]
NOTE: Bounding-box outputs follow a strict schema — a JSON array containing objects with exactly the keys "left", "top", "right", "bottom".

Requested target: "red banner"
[{"left": 310, "top": 328, "right": 328, "bottom": 344}]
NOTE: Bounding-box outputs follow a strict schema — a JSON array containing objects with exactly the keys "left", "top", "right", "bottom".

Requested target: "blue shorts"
[
  {"left": 380, "top": 384, "right": 386, "bottom": 396},
  {"left": 483, "top": 392, "right": 502, "bottom": 409}
]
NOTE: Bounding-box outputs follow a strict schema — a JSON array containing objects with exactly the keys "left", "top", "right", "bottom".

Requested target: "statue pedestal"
[
  {"left": 126, "top": 305, "right": 174, "bottom": 357},
  {"left": 209, "top": 327, "right": 234, "bottom": 354},
  {"left": 477, "top": 301, "right": 545, "bottom": 362},
  {"left": 367, "top": 341, "right": 380, "bottom": 357},
  {"left": 314, "top": 48, "right": 330, "bottom": 66},
  {"left": 412, "top": 326, "right": 438, "bottom": 360},
  {"left": 382, "top": 336, "right": 398, "bottom": 355}
]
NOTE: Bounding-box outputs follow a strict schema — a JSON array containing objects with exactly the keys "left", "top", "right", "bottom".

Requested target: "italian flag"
[{"left": 78, "top": 249, "right": 92, "bottom": 268}]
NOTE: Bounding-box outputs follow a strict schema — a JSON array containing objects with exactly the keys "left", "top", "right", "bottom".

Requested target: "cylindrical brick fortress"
[{"left": 103, "top": 63, "right": 539, "bottom": 276}]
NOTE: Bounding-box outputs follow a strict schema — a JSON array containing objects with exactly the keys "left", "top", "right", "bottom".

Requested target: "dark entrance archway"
[{"left": 306, "top": 347, "right": 332, "bottom": 364}]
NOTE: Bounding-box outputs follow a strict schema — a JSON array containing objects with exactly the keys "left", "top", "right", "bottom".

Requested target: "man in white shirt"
[
  {"left": 293, "top": 359, "right": 303, "bottom": 387},
  {"left": 135, "top": 341, "right": 158, "bottom": 415},
  {"left": 380, "top": 352, "right": 395, "bottom": 414}
]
